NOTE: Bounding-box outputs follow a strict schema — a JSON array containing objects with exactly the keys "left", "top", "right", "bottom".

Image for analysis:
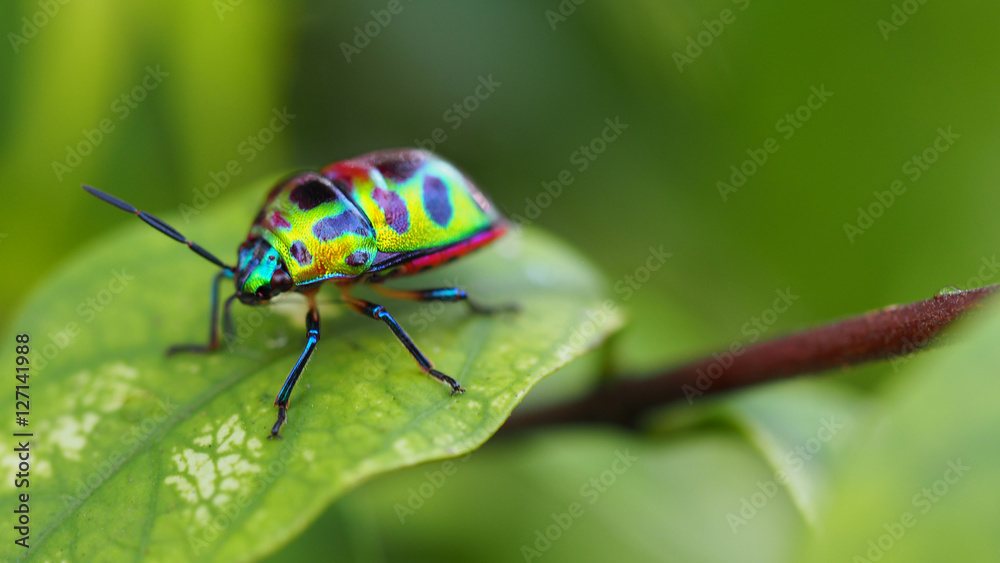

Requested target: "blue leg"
[
  {"left": 372, "top": 285, "right": 519, "bottom": 314},
  {"left": 343, "top": 294, "right": 464, "bottom": 394},
  {"left": 221, "top": 294, "right": 238, "bottom": 350},
  {"left": 270, "top": 305, "right": 320, "bottom": 438},
  {"left": 168, "top": 270, "right": 234, "bottom": 355}
]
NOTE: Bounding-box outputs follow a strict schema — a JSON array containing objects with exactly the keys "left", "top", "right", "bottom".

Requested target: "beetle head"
[{"left": 235, "top": 238, "right": 294, "bottom": 304}]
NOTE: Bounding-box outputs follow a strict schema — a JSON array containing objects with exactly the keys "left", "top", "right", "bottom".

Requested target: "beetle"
[{"left": 84, "top": 148, "right": 514, "bottom": 438}]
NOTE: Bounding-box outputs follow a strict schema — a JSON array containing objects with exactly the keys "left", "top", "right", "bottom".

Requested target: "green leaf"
[
  {"left": 651, "top": 379, "right": 870, "bottom": 528},
  {"left": 273, "top": 430, "right": 808, "bottom": 563},
  {"left": 0, "top": 183, "right": 621, "bottom": 562},
  {"left": 802, "top": 300, "right": 1000, "bottom": 562}
]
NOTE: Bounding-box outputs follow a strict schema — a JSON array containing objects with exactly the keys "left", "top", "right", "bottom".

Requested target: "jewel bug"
[{"left": 84, "top": 148, "right": 514, "bottom": 437}]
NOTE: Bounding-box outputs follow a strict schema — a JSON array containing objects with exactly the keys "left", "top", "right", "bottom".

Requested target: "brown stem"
[{"left": 501, "top": 284, "right": 999, "bottom": 433}]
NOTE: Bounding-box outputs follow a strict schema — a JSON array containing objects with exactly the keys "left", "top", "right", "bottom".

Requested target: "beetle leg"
[
  {"left": 270, "top": 299, "right": 321, "bottom": 439},
  {"left": 343, "top": 292, "right": 465, "bottom": 395},
  {"left": 371, "top": 285, "right": 519, "bottom": 315},
  {"left": 221, "top": 294, "right": 238, "bottom": 348},
  {"left": 167, "top": 270, "right": 235, "bottom": 355}
]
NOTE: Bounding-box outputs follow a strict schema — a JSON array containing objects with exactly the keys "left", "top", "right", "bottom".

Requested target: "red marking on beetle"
[
  {"left": 397, "top": 224, "right": 507, "bottom": 276},
  {"left": 321, "top": 161, "right": 369, "bottom": 180},
  {"left": 269, "top": 211, "right": 291, "bottom": 229}
]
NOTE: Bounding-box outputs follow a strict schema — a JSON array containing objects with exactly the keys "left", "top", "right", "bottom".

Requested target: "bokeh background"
[{"left": 3, "top": 1, "right": 1000, "bottom": 561}]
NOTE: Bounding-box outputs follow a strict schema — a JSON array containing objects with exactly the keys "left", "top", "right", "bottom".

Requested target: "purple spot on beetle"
[
  {"left": 290, "top": 241, "right": 312, "bottom": 266},
  {"left": 345, "top": 250, "right": 370, "bottom": 268},
  {"left": 313, "top": 213, "right": 371, "bottom": 241},
  {"left": 373, "top": 187, "right": 409, "bottom": 234},
  {"left": 422, "top": 176, "right": 452, "bottom": 227},
  {"left": 374, "top": 153, "right": 425, "bottom": 182},
  {"left": 269, "top": 211, "right": 291, "bottom": 229},
  {"left": 373, "top": 250, "right": 400, "bottom": 264},
  {"left": 290, "top": 179, "right": 337, "bottom": 211}
]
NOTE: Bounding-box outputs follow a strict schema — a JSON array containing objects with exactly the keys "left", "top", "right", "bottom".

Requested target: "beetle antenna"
[{"left": 83, "top": 185, "right": 235, "bottom": 272}]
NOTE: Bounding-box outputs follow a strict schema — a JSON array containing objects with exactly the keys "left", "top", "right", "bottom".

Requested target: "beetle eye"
[{"left": 270, "top": 269, "right": 293, "bottom": 293}]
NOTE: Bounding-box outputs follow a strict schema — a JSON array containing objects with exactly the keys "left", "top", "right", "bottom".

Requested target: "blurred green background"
[{"left": 3, "top": 0, "right": 1000, "bottom": 561}]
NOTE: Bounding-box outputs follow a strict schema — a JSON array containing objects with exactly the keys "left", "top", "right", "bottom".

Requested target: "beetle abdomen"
[{"left": 321, "top": 149, "right": 500, "bottom": 254}]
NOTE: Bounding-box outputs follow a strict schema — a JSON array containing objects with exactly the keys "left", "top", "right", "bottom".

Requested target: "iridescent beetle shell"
[{"left": 236, "top": 149, "right": 504, "bottom": 299}]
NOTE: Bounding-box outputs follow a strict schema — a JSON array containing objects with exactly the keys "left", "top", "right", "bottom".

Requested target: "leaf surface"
[{"left": 0, "top": 185, "right": 621, "bottom": 562}]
